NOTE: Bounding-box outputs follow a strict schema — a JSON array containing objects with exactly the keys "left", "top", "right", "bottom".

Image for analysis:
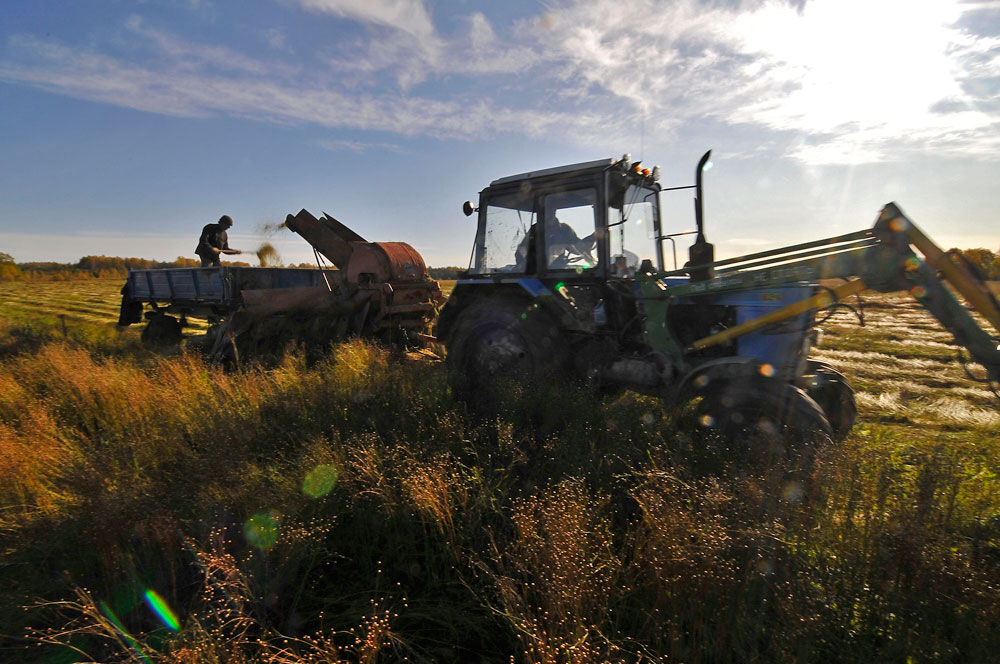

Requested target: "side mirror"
[{"left": 462, "top": 201, "right": 476, "bottom": 217}]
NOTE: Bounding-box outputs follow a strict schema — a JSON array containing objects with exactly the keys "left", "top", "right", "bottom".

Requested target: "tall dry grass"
[{"left": 1, "top": 290, "right": 999, "bottom": 662}]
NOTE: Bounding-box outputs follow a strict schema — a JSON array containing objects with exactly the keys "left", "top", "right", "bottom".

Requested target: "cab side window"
[{"left": 543, "top": 189, "right": 598, "bottom": 272}]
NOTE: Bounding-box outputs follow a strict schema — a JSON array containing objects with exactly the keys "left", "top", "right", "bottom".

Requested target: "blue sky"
[{"left": 1, "top": 0, "right": 998, "bottom": 268}]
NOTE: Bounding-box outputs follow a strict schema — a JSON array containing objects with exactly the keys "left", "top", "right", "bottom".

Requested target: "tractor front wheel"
[{"left": 694, "top": 376, "right": 833, "bottom": 470}]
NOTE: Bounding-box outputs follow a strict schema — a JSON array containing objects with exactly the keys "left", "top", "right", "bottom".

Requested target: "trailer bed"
[{"left": 125, "top": 266, "right": 331, "bottom": 307}]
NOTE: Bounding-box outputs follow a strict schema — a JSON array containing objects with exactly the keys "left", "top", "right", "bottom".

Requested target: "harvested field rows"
[
  {"left": 813, "top": 290, "right": 999, "bottom": 433},
  {"left": 0, "top": 279, "right": 210, "bottom": 335}
]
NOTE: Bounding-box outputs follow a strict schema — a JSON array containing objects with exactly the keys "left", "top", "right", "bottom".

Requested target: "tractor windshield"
[
  {"left": 608, "top": 184, "right": 659, "bottom": 275},
  {"left": 471, "top": 190, "right": 536, "bottom": 274}
]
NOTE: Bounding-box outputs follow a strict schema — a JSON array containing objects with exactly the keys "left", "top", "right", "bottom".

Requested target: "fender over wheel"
[{"left": 802, "top": 360, "right": 858, "bottom": 442}]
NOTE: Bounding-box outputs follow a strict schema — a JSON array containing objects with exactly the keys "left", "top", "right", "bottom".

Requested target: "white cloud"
[
  {"left": 262, "top": 27, "right": 288, "bottom": 51},
  {"left": 316, "top": 8, "right": 537, "bottom": 89},
  {"left": 0, "top": 33, "right": 576, "bottom": 138},
  {"left": 450, "top": 12, "right": 538, "bottom": 76},
  {"left": 290, "top": 0, "right": 445, "bottom": 89},
  {"left": 1, "top": 1, "right": 997, "bottom": 165},
  {"left": 123, "top": 15, "right": 294, "bottom": 76},
  {"left": 529, "top": 0, "right": 753, "bottom": 118},
  {"left": 531, "top": 0, "right": 1000, "bottom": 164},
  {"left": 294, "top": 0, "right": 437, "bottom": 42},
  {"left": 318, "top": 138, "right": 403, "bottom": 152},
  {"left": 0, "top": 36, "right": 208, "bottom": 118}
]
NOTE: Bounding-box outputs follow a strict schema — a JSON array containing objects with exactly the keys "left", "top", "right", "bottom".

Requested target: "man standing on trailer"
[{"left": 195, "top": 214, "right": 242, "bottom": 267}]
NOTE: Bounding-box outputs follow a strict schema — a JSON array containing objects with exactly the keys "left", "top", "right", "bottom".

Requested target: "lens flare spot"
[
  {"left": 757, "top": 419, "right": 778, "bottom": 436},
  {"left": 303, "top": 464, "right": 339, "bottom": 498},
  {"left": 782, "top": 481, "right": 804, "bottom": 504},
  {"left": 244, "top": 513, "right": 279, "bottom": 550},
  {"left": 641, "top": 412, "right": 655, "bottom": 425},
  {"left": 521, "top": 313, "right": 527, "bottom": 319},
  {"left": 694, "top": 374, "right": 710, "bottom": 388},
  {"left": 699, "top": 414, "right": 715, "bottom": 428},
  {"left": 910, "top": 285, "right": 927, "bottom": 298},
  {"left": 101, "top": 601, "right": 152, "bottom": 663},
  {"left": 759, "top": 363, "right": 776, "bottom": 378},
  {"left": 144, "top": 590, "right": 180, "bottom": 632},
  {"left": 889, "top": 217, "right": 908, "bottom": 232},
  {"left": 904, "top": 257, "right": 921, "bottom": 271}
]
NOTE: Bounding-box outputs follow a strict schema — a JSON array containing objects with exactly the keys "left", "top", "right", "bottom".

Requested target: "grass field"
[{"left": 0, "top": 278, "right": 998, "bottom": 662}]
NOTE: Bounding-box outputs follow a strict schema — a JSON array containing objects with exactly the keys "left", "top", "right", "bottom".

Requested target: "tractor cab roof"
[{"left": 489, "top": 158, "right": 617, "bottom": 187}]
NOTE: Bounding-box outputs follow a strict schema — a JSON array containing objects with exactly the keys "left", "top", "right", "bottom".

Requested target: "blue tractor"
[{"left": 438, "top": 153, "right": 1000, "bottom": 445}]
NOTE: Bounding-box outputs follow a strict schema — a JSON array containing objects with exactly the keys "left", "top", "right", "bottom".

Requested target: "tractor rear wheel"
[
  {"left": 802, "top": 361, "right": 857, "bottom": 441},
  {"left": 446, "top": 298, "right": 569, "bottom": 410},
  {"left": 694, "top": 376, "right": 833, "bottom": 469}
]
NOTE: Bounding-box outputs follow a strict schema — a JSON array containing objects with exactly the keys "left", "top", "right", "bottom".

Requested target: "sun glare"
[{"left": 735, "top": 0, "right": 977, "bottom": 155}]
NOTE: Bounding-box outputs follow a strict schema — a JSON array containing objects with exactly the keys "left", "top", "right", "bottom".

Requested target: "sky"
[{"left": 1, "top": 0, "right": 999, "bottom": 268}]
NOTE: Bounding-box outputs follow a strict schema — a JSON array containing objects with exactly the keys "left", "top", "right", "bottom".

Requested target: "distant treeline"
[
  {"left": 0, "top": 254, "right": 207, "bottom": 281},
  {"left": 956, "top": 248, "right": 1000, "bottom": 280},
  {"left": 428, "top": 266, "right": 464, "bottom": 280},
  {"left": 2, "top": 250, "right": 996, "bottom": 283},
  {"left": 0, "top": 252, "right": 468, "bottom": 282}
]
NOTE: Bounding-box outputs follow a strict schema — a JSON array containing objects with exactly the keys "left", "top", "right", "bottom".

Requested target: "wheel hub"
[{"left": 471, "top": 328, "right": 531, "bottom": 376}]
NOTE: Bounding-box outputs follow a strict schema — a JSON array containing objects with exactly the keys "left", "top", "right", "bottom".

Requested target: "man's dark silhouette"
[{"left": 195, "top": 215, "right": 240, "bottom": 267}]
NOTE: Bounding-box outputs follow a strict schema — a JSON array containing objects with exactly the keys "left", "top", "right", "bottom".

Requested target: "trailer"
[{"left": 118, "top": 211, "right": 443, "bottom": 363}]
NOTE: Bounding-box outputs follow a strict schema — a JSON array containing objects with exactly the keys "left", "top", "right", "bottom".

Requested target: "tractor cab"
[
  {"left": 438, "top": 156, "right": 675, "bottom": 393},
  {"left": 464, "top": 156, "right": 664, "bottom": 280}
]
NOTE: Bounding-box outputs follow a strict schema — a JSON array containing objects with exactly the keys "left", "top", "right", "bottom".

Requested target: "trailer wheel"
[
  {"left": 141, "top": 314, "right": 183, "bottom": 347},
  {"left": 446, "top": 298, "right": 569, "bottom": 409},
  {"left": 803, "top": 361, "right": 857, "bottom": 441},
  {"left": 694, "top": 377, "right": 832, "bottom": 469}
]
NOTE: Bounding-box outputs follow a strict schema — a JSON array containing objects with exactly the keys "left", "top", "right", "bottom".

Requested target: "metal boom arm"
[{"left": 644, "top": 203, "right": 1000, "bottom": 384}]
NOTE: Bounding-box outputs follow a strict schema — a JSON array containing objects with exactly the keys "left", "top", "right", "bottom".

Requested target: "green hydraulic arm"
[{"left": 638, "top": 203, "right": 1000, "bottom": 386}]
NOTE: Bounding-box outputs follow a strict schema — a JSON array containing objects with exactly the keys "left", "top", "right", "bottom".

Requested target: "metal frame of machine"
[
  {"left": 118, "top": 209, "right": 443, "bottom": 362},
  {"left": 439, "top": 153, "right": 1000, "bottom": 442}
]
